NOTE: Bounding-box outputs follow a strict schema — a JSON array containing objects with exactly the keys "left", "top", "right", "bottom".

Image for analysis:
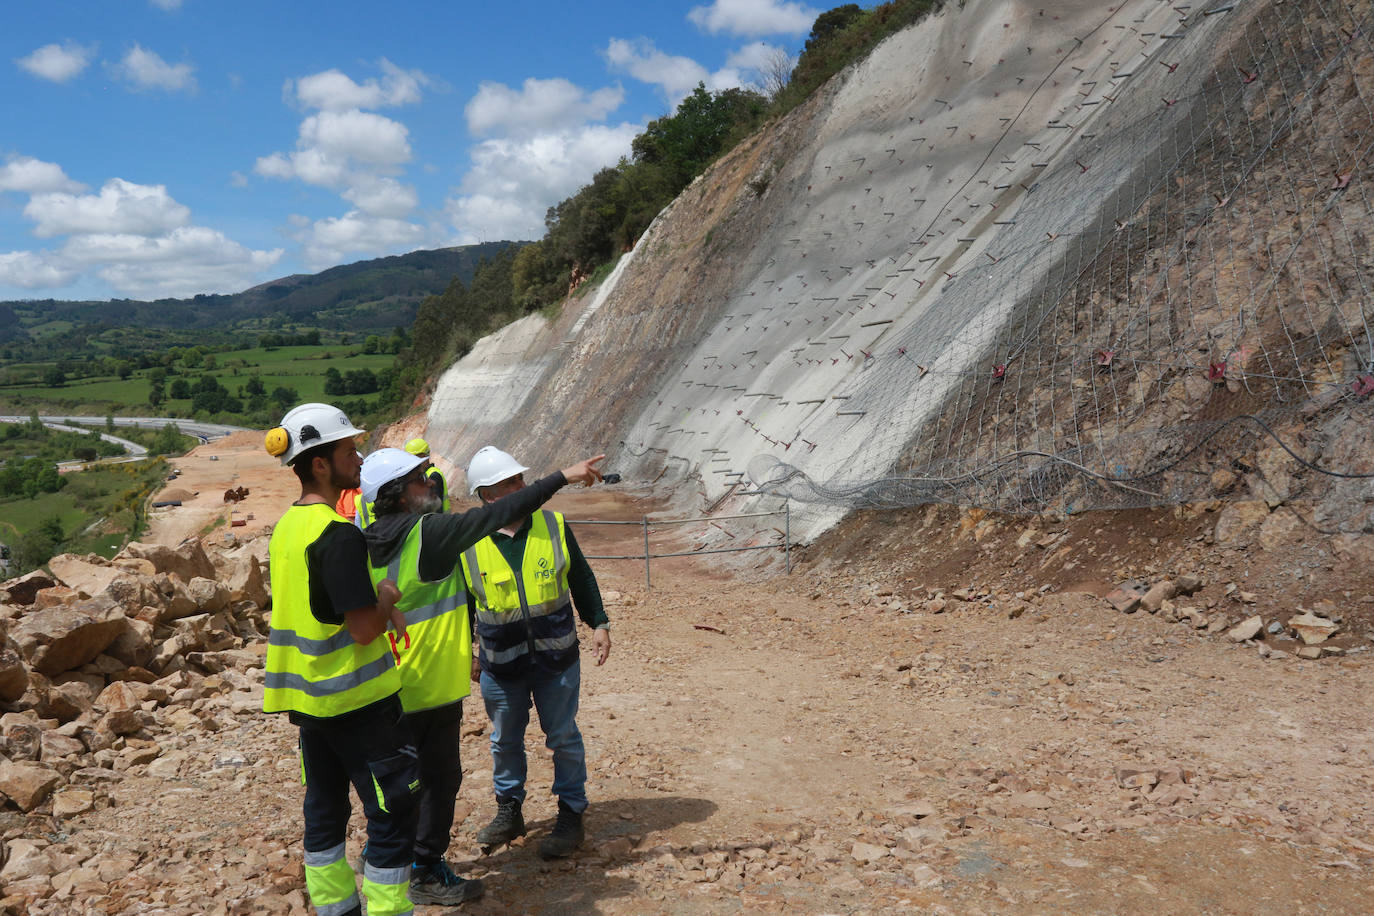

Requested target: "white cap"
[
  {"left": 361, "top": 447, "right": 427, "bottom": 505},
  {"left": 265, "top": 403, "right": 364, "bottom": 466},
  {"left": 466, "top": 446, "right": 529, "bottom": 494}
]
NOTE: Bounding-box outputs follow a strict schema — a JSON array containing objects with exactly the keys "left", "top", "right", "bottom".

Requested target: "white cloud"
[
  {"left": 726, "top": 40, "right": 784, "bottom": 71},
  {"left": 0, "top": 157, "right": 86, "bottom": 195},
  {"left": 604, "top": 38, "right": 747, "bottom": 104},
  {"left": 445, "top": 123, "right": 641, "bottom": 242},
  {"left": 113, "top": 44, "right": 196, "bottom": 92},
  {"left": 687, "top": 0, "right": 819, "bottom": 37},
  {"left": 466, "top": 78, "right": 625, "bottom": 137},
  {"left": 605, "top": 38, "right": 711, "bottom": 102},
  {"left": 25, "top": 178, "right": 191, "bottom": 239},
  {"left": 60, "top": 227, "right": 283, "bottom": 298},
  {"left": 291, "top": 59, "right": 428, "bottom": 111},
  {"left": 297, "top": 212, "right": 427, "bottom": 269},
  {"left": 16, "top": 42, "right": 95, "bottom": 83},
  {"left": 341, "top": 177, "right": 418, "bottom": 219},
  {"left": 0, "top": 251, "right": 76, "bottom": 289},
  {"left": 301, "top": 110, "right": 411, "bottom": 166}
]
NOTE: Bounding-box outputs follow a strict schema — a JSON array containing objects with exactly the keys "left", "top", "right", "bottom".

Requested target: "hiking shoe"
[
  {"left": 538, "top": 801, "right": 585, "bottom": 859},
  {"left": 476, "top": 797, "right": 525, "bottom": 853},
  {"left": 409, "top": 859, "right": 484, "bottom": 906}
]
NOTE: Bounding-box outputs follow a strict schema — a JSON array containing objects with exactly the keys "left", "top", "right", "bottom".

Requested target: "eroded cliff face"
[{"left": 423, "top": 0, "right": 1374, "bottom": 542}]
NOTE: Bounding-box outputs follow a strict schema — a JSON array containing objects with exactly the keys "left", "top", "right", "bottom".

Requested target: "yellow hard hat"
[{"left": 405, "top": 437, "right": 430, "bottom": 457}]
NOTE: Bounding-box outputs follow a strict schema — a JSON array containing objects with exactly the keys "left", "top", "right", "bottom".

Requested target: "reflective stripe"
[
  {"left": 303, "top": 842, "right": 358, "bottom": 913},
  {"left": 268, "top": 625, "right": 356, "bottom": 657},
  {"left": 304, "top": 842, "right": 348, "bottom": 867},
  {"left": 263, "top": 652, "right": 395, "bottom": 698},
  {"left": 316, "top": 899, "right": 361, "bottom": 916},
  {"left": 402, "top": 590, "right": 465, "bottom": 627},
  {"left": 475, "top": 593, "right": 568, "bottom": 626},
  {"left": 463, "top": 546, "right": 485, "bottom": 605},
  {"left": 483, "top": 629, "right": 577, "bottom": 665},
  {"left": 364, "top": 861, "right": 412, "bottom": 887},
  {"left": 362, "top": 861, "right": 415, "bottom": 916},
  {"left": 545, "top": 509, "right": 567, "bottom": 577}
]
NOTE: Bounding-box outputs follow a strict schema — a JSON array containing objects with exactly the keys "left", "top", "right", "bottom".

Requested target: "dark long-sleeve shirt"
[{"left": 362, "top": 471, "right": 568, "bottom": 578}]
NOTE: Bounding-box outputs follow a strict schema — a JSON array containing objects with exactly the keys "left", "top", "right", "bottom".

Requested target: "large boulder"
[
  {"left": 9, "top": 597, "right": 128, "bottom": 676},
  {"left": 154, "top": 574, "right": 198, "bottom": 620},
  {"left": 0, "top": 648, "right": 28, "bottom": 702},
  {"left": 220, "top": 554, "right": 269, "bottom": 609},
  {"left": 104, "top": 617, "right": 155, "bottom": 669},
  {"left": 46, "top": 554, "right": 122, "bottom": 600},
  {"left": 121, "top": 539, "right": 216, "bottom": 583},
  {"left": 188, "top": 577, "right": 230, "bottom": 614},
  {"left": 0, "top": 571, "right": 56, "bottom": 607},
  {"left": 0, "top": 759, "right": 61, "bottom": 811}
]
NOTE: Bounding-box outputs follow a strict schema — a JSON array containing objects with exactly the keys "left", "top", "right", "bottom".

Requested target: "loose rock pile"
[
  {"left": 0, "top": 537, "right": 270, "bottom": 910},
  {"left": 1103, "top": 576, "right": 1354, "bottom": 659}
]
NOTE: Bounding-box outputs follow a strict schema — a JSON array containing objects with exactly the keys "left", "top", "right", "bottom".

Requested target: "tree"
[
  {"left": 169, "top": 379, "right": 191, "bottom": 399},
  {"left": 805, "top": 4, "right": 864, "bottom": 52},
  {"left": 272, "top": 386, "right": 298, "bottom": 410},
  {"left": 152, "top": 423, "right": 184, "bottom": 455},
  {"left": 14, "top": 516, "right": 64, "bottom": 572},
  {"left": 148, "top": 382, "right": 166, "bottom": 410},
  {"left": 759, "top": 46, "right": 796, "bottom": 99},
  {"left": 42, "top": 366, "right": 65, "bottom": 388},
  {"left": 323, "top": 367, "right": 345, "bottom": 396}
]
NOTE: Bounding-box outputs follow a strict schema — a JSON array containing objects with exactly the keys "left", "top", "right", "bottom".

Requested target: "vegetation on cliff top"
[{"left": 392, "top": 0, "right": 941, "bottom": 403}]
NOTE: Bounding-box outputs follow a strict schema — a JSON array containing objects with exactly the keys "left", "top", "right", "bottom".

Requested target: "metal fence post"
[
  {"left": 643, "top": 515, "right": 651, "bottom": 591},
  {"left": 785, "top": 500, "right": 791, "bottom": 574}
]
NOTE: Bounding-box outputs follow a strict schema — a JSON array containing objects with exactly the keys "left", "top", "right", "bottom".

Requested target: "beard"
[
  {"left": 411, "top": 491, "right": 443, "bottom": 515},
  {"left": 329, "top": 464, "right": 360, "bottom": 491}
]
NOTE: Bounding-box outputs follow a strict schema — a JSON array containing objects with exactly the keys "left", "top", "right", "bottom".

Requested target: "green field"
[
  {"left": 0, "top": 344, "right": 396, "bottom": 415},
  {"left": 0, "top": 459, "right": 168, "bottom": 570}
]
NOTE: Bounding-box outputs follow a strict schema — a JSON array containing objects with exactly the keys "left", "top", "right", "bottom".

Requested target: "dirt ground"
[{"left": 102, "top": 442, "right": 1374, "bottom": 915}]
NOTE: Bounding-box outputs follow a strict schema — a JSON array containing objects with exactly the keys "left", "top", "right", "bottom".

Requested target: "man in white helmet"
[
  {"left": 463, "top": 446, "right": 612, "bottom": 860},
  {"left": 261, "top": 403, "right": 417, "bottom": 916},
  {"left": 355, "top": 445, "right": 605, "bottom": 905}
]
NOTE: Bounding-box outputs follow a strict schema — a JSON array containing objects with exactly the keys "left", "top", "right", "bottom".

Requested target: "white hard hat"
[
  {"left": 361, "top": 448, "right": 427, "bottom": 505},
  {"left": 466, "top": 446, "right": 529, "bottom": 494},
  {"left": 264, "top": 403, "right": 364, "bottom": 466}
]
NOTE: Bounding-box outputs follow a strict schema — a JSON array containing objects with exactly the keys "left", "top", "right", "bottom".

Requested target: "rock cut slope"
[{"left": 424, "top": 0, "right": 1374, "bottom": 543}]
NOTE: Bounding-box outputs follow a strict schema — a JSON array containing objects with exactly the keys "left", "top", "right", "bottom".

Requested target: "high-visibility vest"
[
  {"left": 461, "top": 509, "right": 577, "bottom": 677},
  {"left": 264, "top": 503, "right": 400, "bottom": 717},
  {"left": 354, "top": 493, "right": 376, "bottom": 530},
  {"left": 425, "top": 465, "right": 450, "bottom": 513},
  {"left": 367, "top": 517, "right": 471, "bottom": 713}
]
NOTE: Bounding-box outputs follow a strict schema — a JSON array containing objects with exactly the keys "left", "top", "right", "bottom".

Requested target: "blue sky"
[{"left": 0, "top": 0, "right": 824, "bottom": 301}]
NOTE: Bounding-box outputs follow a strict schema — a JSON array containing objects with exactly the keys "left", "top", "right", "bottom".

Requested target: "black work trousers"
[
  {"left": 405, "top": 701, "right": 463, "bottom": 865},
  {"left": 296, "top": 693, "right": 420, "bottom": 871}
]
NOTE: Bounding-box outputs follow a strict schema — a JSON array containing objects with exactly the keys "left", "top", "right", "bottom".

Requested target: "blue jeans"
[{"left": 480, "top": 661, "right": 587, "bottom": 812}]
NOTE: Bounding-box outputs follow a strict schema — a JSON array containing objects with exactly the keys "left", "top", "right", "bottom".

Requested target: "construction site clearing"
[{"left": 0, "top": 430, "right": 1371, "bottom": 914}]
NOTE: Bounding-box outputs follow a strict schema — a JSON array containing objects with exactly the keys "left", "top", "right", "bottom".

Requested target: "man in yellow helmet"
[
  {"left": 356, "top": 445, "right": 605, "bottom": 905},
  {"left": 404, "top": 437, "right": 450, "bottom": 513},
  {"left": 261, "top": 402, "right": 418, "bottom": 916}
]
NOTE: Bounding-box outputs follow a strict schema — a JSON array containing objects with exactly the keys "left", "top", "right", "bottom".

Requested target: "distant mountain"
[{"left": 0, "top": 242, "right": 522, "bottom": 341}]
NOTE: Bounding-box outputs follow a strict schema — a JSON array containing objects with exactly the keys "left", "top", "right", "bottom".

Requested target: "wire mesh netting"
[{"left": 740, "top": 0, "right": 1374, "bottom": 528}]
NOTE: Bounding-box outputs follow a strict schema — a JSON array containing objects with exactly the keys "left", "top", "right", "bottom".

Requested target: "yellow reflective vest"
[
  {"left": 461, "top": 510, "right": 577, "bottom": 677},
  {"left": 425, "top": 465, "right": 451, "bottom": 513},
  {"left": 367, "top": 517, "right": 471, "bottom": 713},
  {"left": 354, "top": 493, "right": 376, "bottom": 530},
  {"left": 264, "top": 503, "right": 400, "bottom": 717}
]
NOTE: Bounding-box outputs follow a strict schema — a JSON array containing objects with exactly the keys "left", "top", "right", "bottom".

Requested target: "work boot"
[
  {"left": 408, "top": 859, "right": 485, "bottom": 906},
  {"left": 538, "top": 801, "right": 585, "bottom": 859},
  {"left": 476, "top": 797, "right": 525, "bottom": 854}
]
